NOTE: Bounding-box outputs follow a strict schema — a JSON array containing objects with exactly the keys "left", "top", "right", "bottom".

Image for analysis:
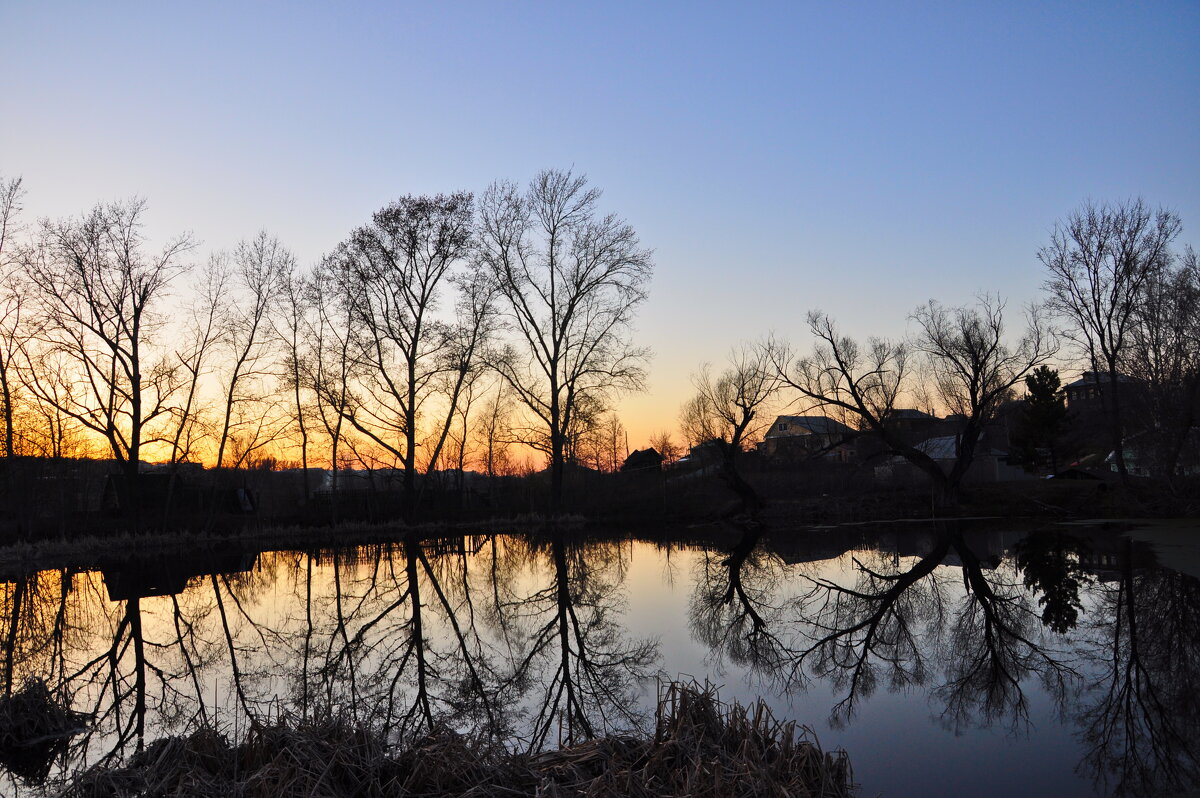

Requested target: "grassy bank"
[{"left": 0, "top": 513, "right": 588, "bottom": 582}]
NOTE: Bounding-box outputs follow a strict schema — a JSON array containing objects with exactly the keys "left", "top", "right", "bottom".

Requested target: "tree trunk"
[
  {"left": 0, "top": 365, "right": 13, "bottom": 458},
  {"left": 1101, "top": 368, "right": 1129, "bottom": 480}
]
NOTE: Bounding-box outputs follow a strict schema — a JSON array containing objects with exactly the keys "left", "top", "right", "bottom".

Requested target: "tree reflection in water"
[
  {"left": 690, "top": 523, "right": 790, "bottom": 678},
  {"left": 693, "top": 523, "right": 1076, "bottom": 731},
  {"left": 290, "top": 533, "right": 508, "bottom": 740},
  {"left": 491, "top": 531, "right": 660, "bottom": 751},
  {"left": 1075, "top": 537, "right": 1200, "bottom": 797},
  {"left": 1, "top": 522, "right": 1198, "bottom": 797},
  {"left": 1015, "top": 529, "right": 1092, "bottom": 634}
]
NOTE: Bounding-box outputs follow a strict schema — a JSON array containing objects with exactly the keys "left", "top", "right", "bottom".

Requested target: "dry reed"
[
  {"left": 56, "top": 682, "right": 855, "bottom": 797},
  {"left": 0, "top": 679, "right": 89, "bottom": 783}
]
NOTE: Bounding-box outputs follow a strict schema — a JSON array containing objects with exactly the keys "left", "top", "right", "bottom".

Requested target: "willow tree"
[
  {"left": 681, "top": 344, "right": 781, "bottom": 513},
  {"left": 776, "top": 296, "right": 1052, "bottom": 503},
  {"left": 478, "top": 169, "right": 652, "bottom": 509}
]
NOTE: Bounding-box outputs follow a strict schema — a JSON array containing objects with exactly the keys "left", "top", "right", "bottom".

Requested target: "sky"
[{"left": 4, "top": 1, "right": 1198, "bottom": 449}]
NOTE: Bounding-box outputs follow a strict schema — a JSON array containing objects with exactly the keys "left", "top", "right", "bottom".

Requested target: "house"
[
  {"left": 621, "top": 447, "right": 664, "bottom": 472},
  {"left": 758, "top": 415, "right": 856, "bottom": 462},
  {"left": 1063, "top": 371, "right": 1145, "bottom": 436},
  {"left": 879, "top": 434, "right": 1029, "bottom": 483},
  {"left": 887, "top": 408, "right": 940, "bottom": 438},
  {"left": 1063, "top": 371, "right": 1141, "bottom": 411},
  {"left": 1109, "top": 427, "right": 1200, "bottom": 477}
]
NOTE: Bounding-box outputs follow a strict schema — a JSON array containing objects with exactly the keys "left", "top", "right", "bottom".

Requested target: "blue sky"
[{"left": 4, "top": 1, "right": 1197, "bottom": 443}]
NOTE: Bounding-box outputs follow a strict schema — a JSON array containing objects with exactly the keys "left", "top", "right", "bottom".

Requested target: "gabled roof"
[{"left": 766, "top": 415, "right": 855, "bottom": 438}]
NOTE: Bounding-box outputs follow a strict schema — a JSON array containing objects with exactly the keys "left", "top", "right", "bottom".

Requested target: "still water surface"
[{"left": 1, "top": 519, "right": 1196, "bottom": 797}]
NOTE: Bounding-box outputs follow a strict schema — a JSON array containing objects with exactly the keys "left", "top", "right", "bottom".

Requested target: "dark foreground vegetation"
[
  {"left": 0, "top": 450, "right": 1195, "bottom": 551},
  {"left": 6, "top": 681, "right": 853, "bottom": 798}
]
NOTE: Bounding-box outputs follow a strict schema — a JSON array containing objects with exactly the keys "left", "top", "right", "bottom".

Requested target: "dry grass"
[{"left": 57, "top": 682, "right": 854, "bottom": 797}]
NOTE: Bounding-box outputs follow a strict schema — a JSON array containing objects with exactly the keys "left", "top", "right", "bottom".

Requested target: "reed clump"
[
  {"left": 59, "top": 682, "right": 854, "bottom": 797},
  {"left": 0, "top": 679, "right": 89, "bottom": 783}
]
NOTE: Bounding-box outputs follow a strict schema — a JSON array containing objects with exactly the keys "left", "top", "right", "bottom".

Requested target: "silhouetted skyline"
[{"left": 3, "top": 2, "right": 1197, "bottom": 444}]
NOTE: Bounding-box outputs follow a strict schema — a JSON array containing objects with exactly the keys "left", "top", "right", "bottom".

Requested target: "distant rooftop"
[
  {"left": 890, "top": 408, "right": 935, "bottom": 421},
  {"left": 914, "top": 434, "right": 1005, "bottom": 460},
  {"left": 1064, "top": 371, "right": 1139, "bottom": 389},
  {"left": 766, "top": 415, "right": 855, "bottom": 437}
]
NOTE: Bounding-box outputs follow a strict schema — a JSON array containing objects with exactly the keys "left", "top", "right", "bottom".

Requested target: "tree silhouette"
[
  {"left": 479, "top": 170, "right": 652, "bottom": 510},
  {"left": 1041, "top": 199, "right": 1181, "bottom": 479}
]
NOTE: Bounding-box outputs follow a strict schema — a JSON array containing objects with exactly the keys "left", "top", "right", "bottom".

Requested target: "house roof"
[
  {"left": 890, "top": 408, "right": 935, "bottom": 421},
  {"left": 913, "top": 435, "right": 1005, "bottom": 460},
  {"left": 1064, "top": 371, "right": 1140, "bottom": 389},
  {"left": 766, "top": 415, "right": 855, "bottom": 438}
]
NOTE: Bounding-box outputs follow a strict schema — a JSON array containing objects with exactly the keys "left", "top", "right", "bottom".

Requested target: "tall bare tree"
[
  {"left": 334, "top": 193, "right": 475, "bottom": 515},
  {"left": 479, "top": 169, "right": 652, "bottom": 508},
  {"left": 416, "top": 265, "right": 498, "bottom": 491},
  {"left": 1040, "top": 199, "right": 1181, "bottom": 477},
  {"left": 274, "top": 264, "right": 314, "bottom": 497},
  {"left": 308, "top": 252, "right": 359, "bottom": 514},
  {"left": 23, "top": 200, "right": 194, "bottom": 477},
  {"left": 168, "top": 255, "right": 228, "bottom": 467},
  {"left": 1123, "top": 247, "right": 1200, "bottom": 479},
  {"left": 213, "top": 232, "right": 291, "bottom": 469},
  {"left": 473, "top": 382, "right": 514, "bottom": 481},
  {"left": 0, "top": 176, "right": 27, "bottom": 458}
]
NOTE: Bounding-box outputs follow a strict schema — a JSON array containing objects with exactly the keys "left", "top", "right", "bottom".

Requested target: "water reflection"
[
  {"left": 1075, "top": 538, "right": 1200, "bottom": 797},
  {"left": 1014, "top": 530, "right": 1092, "bottom": 634},
  {"left": 693, "top": 523, "right": 1075, "bottom": 731},
  {"left": 0, "top": 521, "right": 1197, "bottom": 796}
]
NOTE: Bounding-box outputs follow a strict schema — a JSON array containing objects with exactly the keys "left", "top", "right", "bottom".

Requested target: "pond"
[{"left": 0, "top": 518, "right": 1197, "bottom": 797}]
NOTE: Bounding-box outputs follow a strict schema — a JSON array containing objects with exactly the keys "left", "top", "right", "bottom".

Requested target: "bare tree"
[
  {"left": 274, "top": 265, "right": 314, "bottom": 497},
  {"left": 681, "top": 344, "right": 781, "bottom": 512},
  {"left": 23, "top": 200, "right": 194, "bottom": 478},
  {"left": 1123, "top": 247, "right": 1200, "bottom": 479},
  {"left": 416, "top": 265, "right": 499, "bottom": 506},
  {"left": 308, "top": 252, "right": 359, "bottom": 515},
  {"left": 334, "top": 193, "right": 475, "bottom": 516},
  {"left": 479, "top": 169, "right": 652, "bottom": 509},
  {"left": 16, "top": 349, "right": 91, "bottom": 459},
  {"left": 771, "top": 313, "right": 939, "bottom": 481},
  {"left": 911, "top": 295, "right": 1055, "bottom": 487},
  {"left": 473, "top": 382, "right": 514, "bottom": 479},
  {"left": 213, "top": 232, "right": 291, "bottom": 469},
  {"left": 648, "top": 430, "right": 680, "bottom": 465},
  {"left": 0, "top": 176, "right": 27, "bottom": 457},
  {"left": 572, "top": 410, "right": 626, "bottom": 472},
  {"left": 776, "top": 299, "right": 1051, "bottom": 503},
  {"left": 600, "top": 412, "right": 626, "bottom": 472},
  {"left": 167, "top": 256, "right": 228, "bottom": 467},
  {"left": 1040, "top": 199, "right": 1181, "bottom": 477}
]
